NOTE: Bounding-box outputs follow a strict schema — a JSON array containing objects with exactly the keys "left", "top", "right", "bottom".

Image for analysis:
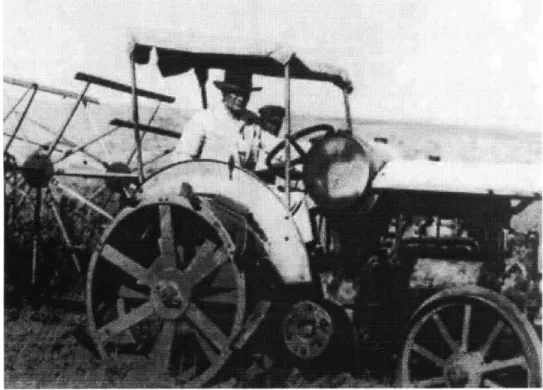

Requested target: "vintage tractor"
[{"left": 85, "top": 29, "right": 542, "bottom": 387}]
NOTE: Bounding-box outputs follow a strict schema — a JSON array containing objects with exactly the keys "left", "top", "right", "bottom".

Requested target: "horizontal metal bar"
[
  {"left": 53, "top": 125, "right": 121, "bottom": 165},
  {"left": 75, "top": 72, "right": 175, "bottom": 103},
  {"left": 110, "top": 118, "right": 181, "bottom": 139},
  {"left": 3, "top": 132, "right": 66, "bottom": 153},
  {"left": 4, "top": 76, "right": 100, "bottom": 104},
  {"left": 54, "top": 170, "right": 140, "bottom": 180},
  {"left": 9, "top": 109, "right": 109, "bottom": 168}
]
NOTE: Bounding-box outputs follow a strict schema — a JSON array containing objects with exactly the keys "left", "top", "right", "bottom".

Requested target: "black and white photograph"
[{"left": 3, "top": 0, "right": 542, "bottom": 387}]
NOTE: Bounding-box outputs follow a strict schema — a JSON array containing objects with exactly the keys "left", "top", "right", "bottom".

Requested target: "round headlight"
[{"left": 303, "top": 134, "right": 374, "bottom": 210}]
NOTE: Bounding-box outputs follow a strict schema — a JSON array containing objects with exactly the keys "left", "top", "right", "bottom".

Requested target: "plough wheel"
[
  {"left": 398, "top": 285, "right": 541, "bottom": 388},
  {"left": 86, "top": 196, "right": 247, "bottom": 387}
]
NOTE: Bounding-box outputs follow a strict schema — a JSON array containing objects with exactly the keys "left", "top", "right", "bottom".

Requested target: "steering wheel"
[{"left": 265, "top": 124, "right": 334, "bottom": 179}]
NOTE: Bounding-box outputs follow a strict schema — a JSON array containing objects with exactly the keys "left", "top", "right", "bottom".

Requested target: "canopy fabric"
[{"left": 128, "top": 28, "right": 353, "bottom": 92}]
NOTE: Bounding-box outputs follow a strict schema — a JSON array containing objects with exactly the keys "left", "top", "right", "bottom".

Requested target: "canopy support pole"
[
  {"left": 126, "top": 101, "right": 162, "bottom": 165},
  {"left": 195, "top": 67, "right": 209, "bottom": 109},
  {"left": 4, "top": 84, "right": 38, "bottom": 154},
  {"left": 343, "top": 89, "right": 352, "bottom": 133},
  {"left": 130, "top": 53, "right": 144, "bottom": 184},
  {"left": 200, "top": 84, "right": 208, "bottom": 109},
  {"left": 284, "top": 60, "right": 292, "bottom": 214}
]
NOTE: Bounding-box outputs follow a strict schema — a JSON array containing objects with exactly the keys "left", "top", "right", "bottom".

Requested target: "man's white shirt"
[{"left": 174, "top": 104, "right": 261, "bottom": 167}]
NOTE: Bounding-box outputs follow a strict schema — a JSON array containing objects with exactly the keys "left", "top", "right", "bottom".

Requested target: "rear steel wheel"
[
  {"left": 87, "top": 196, "right": 246, "bottom": 387},
  {"left": 398, "top": 286, "right": 541, "bottom": 388}
]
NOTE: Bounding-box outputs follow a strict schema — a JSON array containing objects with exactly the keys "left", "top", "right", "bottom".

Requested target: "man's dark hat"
[
  {"left": 214, "top": 69, "right": 262, "bottom": 93},
  {"left": 259, "top": 105, "right": 285, "bottom": 119}
]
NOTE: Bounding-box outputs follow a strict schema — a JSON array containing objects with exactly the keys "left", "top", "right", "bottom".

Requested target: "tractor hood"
[{"left": 373, "top": 160, "right": 541, "bottom": 199}]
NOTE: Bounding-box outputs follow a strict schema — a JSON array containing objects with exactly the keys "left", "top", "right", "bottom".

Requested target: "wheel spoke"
[
  {"left": 480, "top": 356, "right": 527, "bottom": 373},
  {"left": 480, "top": 320, "right": 505, "bottom": 358},
  {"left": 151, "top": 319, "right": 176, "bottom": 374},
  {"left": 114, "top": 299, "right": 136, "bottom": 344},
  {"left": 31, "top": 187, "right": 42, "bottom": 285},
  {"left": 88, "top": 183, "right": 106, "bottom": 202},
  {"left": 461, "top": 304, "right": 472, "bottom": 352},
  {"left": 177, "top": 244, "right": 185, "bottom": 268},
  {"left": 432, "top": 313, "right": 458, "bottom": 352},
  {"left": 119, "top": 285, "right": 148, "bottom": 300},
  {"left": 195, "top": 329, "right": 220, "bottom": 365},
  {"left": 97, "top": 302, "right": 154, "bottom": 343},
  {"left": 412, "top": 343, "right": 445, "bottom": 367},
  {"left": 292, "top": 142, "right": 306, "bottom": 159},
  {"left": 483, "top": 378, "right": 503, "bottom": 388},
  {"left": 177, "top": 365, "right": 197, "bottom": 384},
  {"left": 413, "top": 376, "right": 447, "bottom": 387},
  {"left": 47, "top": 187, "right": 81, "bottom": 272},
  {"left": 184, "top": 241, "right": 228, "bottom": 287},
  {"left": 158, "top": 205, "right": 176, "bottom": 269},
  {"left": 199, "top": 288, "right": 238, "bottom": 305},
  {"left": 185, "top": 303, "right": 229, "bottom": 353},
  {"left": 101, "top": 244, "right": 148, "bottom": 281}
]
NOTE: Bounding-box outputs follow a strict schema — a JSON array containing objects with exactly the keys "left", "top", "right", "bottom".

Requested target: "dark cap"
[{"left": 258, "top": 105, "right": 285, "bottom": 119}]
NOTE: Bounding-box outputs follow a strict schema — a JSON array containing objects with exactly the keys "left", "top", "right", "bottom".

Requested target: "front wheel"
[
  {"left": 398, "top": 286, "right": 541, "bottom": 388},
  {"left": 280, "top": 299, "right": 355, "bottom": 374}
]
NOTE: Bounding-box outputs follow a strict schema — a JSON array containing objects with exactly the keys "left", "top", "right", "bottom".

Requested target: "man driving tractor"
[
  {"left": 174, "top": 69, "right": 313, "bottom": 243},
  {"left": 173, "top": 68, "right": 263, "bottom": 170}
]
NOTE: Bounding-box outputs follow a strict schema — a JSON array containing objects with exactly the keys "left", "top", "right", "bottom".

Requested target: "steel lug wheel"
[
  {"left": 398, "top": 286, "right": 541, "bottom": 388},
  {"left": 87, "top": 196, "right": 248, "bottom": 387}
]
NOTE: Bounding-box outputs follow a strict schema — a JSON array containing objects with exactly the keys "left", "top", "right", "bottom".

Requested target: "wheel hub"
[
  {"left": 105, "top": 161, "right": 132, "bottom": 193},
  {"left": 150, "top": 268, "right": 191, "bottom": 319},
  {"left": 21, "top": 149, "right": 54, "bottom": 188},
  {"left": 283, "top": 300, "right": 334, "bottom": 360},
  {"left": 156, "top": 281, "right": 183, "bottom": 307},
  {"left": 302, "top": 323, "right": 315, "bottom": 337},
  {"left": 444, "top": 351, "right": 484, "bottom": 387}
]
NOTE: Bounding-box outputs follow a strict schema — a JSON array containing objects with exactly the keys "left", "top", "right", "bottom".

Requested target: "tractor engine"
[{"left": 302, "top": 132, "right": 541, "bottom": 353}]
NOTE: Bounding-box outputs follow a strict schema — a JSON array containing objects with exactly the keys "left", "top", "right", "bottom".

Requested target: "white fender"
[{"left": 140, "top": 160, "right": 312, "bottom": 284}]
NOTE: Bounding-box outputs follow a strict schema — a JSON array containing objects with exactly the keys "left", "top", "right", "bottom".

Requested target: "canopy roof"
[{"left": 128, "top": 28, "right": 353, "bottom": 92}]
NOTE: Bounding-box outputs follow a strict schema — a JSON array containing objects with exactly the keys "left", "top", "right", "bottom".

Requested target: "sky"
[{"left": 3, "top": 0, "right": 542, "bottom": 131}]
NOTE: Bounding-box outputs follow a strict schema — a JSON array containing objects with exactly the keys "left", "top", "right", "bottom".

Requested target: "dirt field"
[
  {"left": 3, "top": 307, "right": 389, "bottom": 388},
  {"left": 4, "top": 97, "right": 541, "bottom": 387}
]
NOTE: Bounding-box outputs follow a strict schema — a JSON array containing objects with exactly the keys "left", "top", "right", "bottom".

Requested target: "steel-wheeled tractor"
[{"left": 84, "top": 29, "right": 542, "bottom": 387}]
